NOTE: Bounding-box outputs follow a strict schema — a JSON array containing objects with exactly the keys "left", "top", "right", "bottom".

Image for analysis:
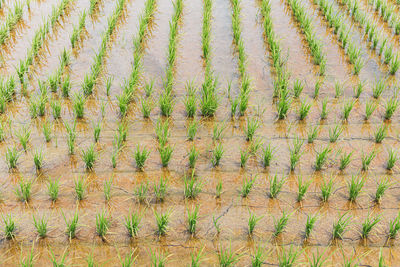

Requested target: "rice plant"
[
  {"left": 241, "top": 176, "right": 256, "bottom": 197},
  {"left": 353, "top": 81, "right": 364, "bottom": 98},
  {"left": 245, "top": 117, "right": 260, "bottom": 141},
  {"left": 305, "top": 213, "right": 318, "bottom": 239},
  {"left": 154, "top": 209, "right": 172, "bottom": 235},
  {"left": 104, "top": 177, "right": 113, "bottom": 201},
  {"left": 361, "top": 213, "right": 381, "bottom": 239},
  {"left": 150, "top": 249, "right": 169, "bottom": 267},
  {"left": 277, "top": 246, "right": 299, "bottom": 267},
  {"left": 361, "top": 150, "right": 377, "bottom": 171},
  {"left": 134, "top": 145, "right": 150, "bottom": 170},
  {"left": 298, "top": 99, "right": 311, "bottom": 120},
  {"left": 124, "top": 210, "right": 142, "bottom": 237},
  {"left": 307, "top": 125, "right": 318, "bottom": 143},
  {"left": 373, "top": 78, "right": 386, "bottom": 98},
  {"left": 135, "top": 181, "right": 149, "bottom": 203},
  {"left": 293, "top": 79, "right": 304, "bottom": 98},
  {"left": 187, "top": 205, "right": 199, "bottom": 235},
  {"left": 50, "top": 99, "right": 61, "bottom": 119},
  {"left": 251, "top": 246, "right": 268, "bottom": 267},
  {"left": 6, "top": 146, "right": 20, "bottom": 169},
  {"left": 374, "top": 123, "right": 388, "bottom": 143},
  {"left": 297, "top": 176, "right": 311, "bottom": 202},
  {"left": 347, "top": 175, "right": 365, "bottom": 202},
  {"left": 82, "top": 144, "right": 97, "bottom": 170},
  {"left": 212, "top": 143, "right": 224, "bottom": 166},
  {"left": 190, "top": 248, "right": 204, "bottom": 267},
  {"left": 93, "top": 121, "right": 101, "bottom": 142},
  {"left": 375, "top": 177, "right": 391, "bottom": 203},
  {"left": 217, "top": 244, "right": 242, "bottom": 267},
  {"left": 159, "top": 144, "right": 173, "bottom": 167},
  {"left": 74, "top": 176, "right": 87, "bottom": 201},
  {"left": 332, "top": 213, "right": 352, "bottom": 239},
  {"left": 273, "top": 210, "right": 291, "bottom": 236},
  {"left": 188, "top": 145, "right": 199, "bottom": 168},
  {"left": 387, "top": 149, "right": 398, "bottom": 170},
  {"left": 389, "top": 212, "right": 400, "bottom": 239},
  {"left": 216, "top": 179, "right": 223, "bottom": 198},
  {"left": 72, "top": 93, "right": 85, "bottom": 118},
  {"left": 184, "top": 173, "right": 202, "bottom": 199},
  {"left": 3, "top": 214, "right": 16, "bottom": 240},
  {"left": 262, "top": 143, "right": 275, "bottom": 167},
  {"left": 33, "top": 214, "right": 48, "bottom": 238},
  {"left": 329, "top": 123, "right": 343, "bottom": 143},
  {"left": 320, "top": 97, "right": 328, "bottom": 119},
  {"left": 187, "top": 120, "right": 199, "bottom": 141},
  {"left": 17, "top": 125, "right": 31, "bottom": 151},
  {"left": 335, "top": 82, "right": 344, "bottom": 98},
  {"left": 384, "top": 96, "right": 399, "bottom": 120},
  {"left": 248, "top": 210, "right": 263, "bottom": 235},
  {"left": 14, "top": 178, "right": 33, "bottom": 202},
  {"left": 339, "top": 151, "right": 353, "bottom": 170},
  {"left": 321, "top": 176, "right": 334, "bottom": 202},
  {"left": 96, "top": 210, "right": 110, "bottom": 238},
  {"left": 154, "top": 176, "right": 168, "bottom": 201},
  {"left": 213, "top": 121, "right": 226, "bottom": 141},
  {"left": 118, "top": 250, "right": 137, "bottom": 267},
  {"left": 62, "top": 209, "right": 79, "bottom": 239},
  {"left": 365, "top": 100, "right": 377, "bottom": 120},
  {"left": 269, "top": 173, "right": 286, "bottom": 198},
  {"left": 342, "top": 99, "right": 355, "bottom": 120},
  {"left": 315, "top": 146, "right": 331, "bottom": 170}
]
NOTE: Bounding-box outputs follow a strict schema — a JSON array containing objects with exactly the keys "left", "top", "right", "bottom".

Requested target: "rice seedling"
[
  {"left": 245, "top": 117, "right": 260, "bottom": 141},
  {"left": 184, "top": 173, "right": 202, "bottom": 199},
  {"left": 154, "top": 176, "right": 168, "bottom": 201},
  {"left": 33, "top": 149, "right": 44, "bottom": 170},
  {"left": 276, "top": 97, "right": 291, "bottom": 119},
  {"left": 289, "top": 148, "right": 301, "bottom": 171},
  {"left": 187, "top": 120, "right": 199, "bottom": 141},
  {"left": 135, "top": 181, "right": 149, "bottom": 203},
  {"left": 277, "top": 246, "right": 300, "bottom": 267},
  {"left": 72, "top": 93, "right": 85, "bottom": 118},
  {"left": 74, "top": 176, "right": 87, "bottom": 201},
  {"left": 3, "top": 214, "right": 16, "bottom": 240},
  {"left": 342, "top": 99, "right": 355, "bottom": 120},
  {"left": 361, "top": 150, "right": 377, "bottom": 171},
  {"left": 212, "top": 143, "right": 224, "bottom": 166},
  {"left": 17, "top": 125, "right": 31, "bottom": 151},
  {"left": 305, "top": 213, "right": 318, "bottom": 239},
  {"left": 329, "top": 123, "right": 343, "bottom": 143},
  {"left": 374, "top": 123, "right": 388, "bottom": 143},
  {"left": 184, "top": 83, "right": 197, "bottom": 117},
  {"left": 216, "top": 179, "right": 223, "bottom": 198},
  {"left": 150, "top": 249, "right": 169, "bottom": 267},
  {"left": 353, "top": 81, "right": 364, "bottom": 98},
  {"left": 134, "top": 145, "right": 150, "bottom": 170},
  {"left": 390, "top": 54, "right": 400, "bottom": 75},
  {"left": 241, "top": 175, "right": 256, "bottom": 197},
  {"left": 298, "top": 99, "right": 311, "bottom": 120},
  {"left": 217, "top": 244, "right": 242, "bottom": 267},
  {"left": 251, "top": 246, "right": 269, "bottom": 267},
  {"left": 118, "top": 250, "right": 137, "bottom": 267},
  {"left": 373, "top": 78, "right": 386, "bottom": 98},
  {"left": 335, "top": 82, "right": 344, "bottom": 98},
  {"left": 320, "top": 97, "right": 328, "bottom": 119},
  {"left": 14, "top": 178, "right": 32, "bottom": 202},
  {"left": 347, "top": 175, "right": 365, "bottom": 202},
  {"left": 365, "top": 100, "right": 377, "bottom": 120},
  {"left": 292, "top": 79, "right": 304, "bottom": 98},
  {"left": 6, "top": 146, "right": 20, "bottom": 169},
  {"left": 46, "top": 177, "right": 60, "bottom": 202},
  {"left": 339, "top": 151, "right": 353, "bottom": 170},
  {"left": 93, "top": 121, "right": 101, "bottom": 142},
  {"left": 187, "top": 205, "right": 199, "bottom": 235},
  {"left": 104, "top": 177, "right": 113, "bottom": 201},
  {"left": 389, "top": 212, "right": 400, "bottom": 238},
  {"left": 62, "top": 209, "right": 79, "bottom": 239},
  {"left": 65, "top": 120, "right": 77, "bottom": 155},
  {"left": 159, "top": 92, "right": 174, "bottom": 117},
  {"left": 61, "top": 75, "right": 71, "bottom": 97},
  {"left": 387, "top": 149, "right": 398, "bottom": 170},
  {"left": 144, "top": 80, "right": 154, "bottom": 97},
  {"left": 124, "top": 210, "right": 142, "bottom": 237},
  {"left": 297, "top": 176, "right": 311, "bottom": 202},
  {"left": 384, "top": 96, "right": 399, "bottom": 120},
  {"left": 96, "top": 210, "right": 110, "bottom": 238},
  {"left": 188, "top": 145, "right": 199, "bottom": 168},
  {"left": 213, "top": 214, "right": 221, "bottom": 234},
  {"left": 159, "top": 144, "right": 173, "bottom": 167},
  {"left": 315, "top": 146, "right": 331, "bottom": 170},
  {"left": 50, "top": 99, "right": 61, "bottom": 119},
  {"left": 361, "top": 213, "right": 381, "bottom": 239},
  {"left": 190, "top": 248, "right": 204, "bottom": 267},
  {"left": 375, "top": 177, "right": 391, "bottom": 203},
  {"left": 332, "top": 213, "right": 352, "bottom": 239},
  {"left": 82, "top": 144, "right": 97, "bottom": 170},
  {"left": 321, "top": 176, "right": 334, "bottom": 202},
  {"left": 213, "top": 121, "right": 226, "bottom": 141},
  {"left": 248, "top": 210, "right": 263, "bottom": 235},
  {"left": 20, "top": 244, "right": 36, "bottom": 267},
  {"left": 154, "top": 209, "right": 172, "bottom": 235},
  {"left": 306, "top": 249, "right": 329, "bottom": 267},
  {"left": 314, "top": 80, "right": 322, "bottom": 98},
  {"left": 269, "top": 173, "right": 286, "bottom": 198},
  {"left": 307, "top": 125, "right": 318, "bottom": 143},
  {"left": 273, "top": 210, "right": 290, "bottom": 236},
  {"left": 33, "top": 214, "right": 48, "bottom": 238}
]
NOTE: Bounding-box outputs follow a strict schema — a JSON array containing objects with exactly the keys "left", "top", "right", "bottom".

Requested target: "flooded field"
[{"left": 1, "top": 0, "right": 400, "bottom": 265}]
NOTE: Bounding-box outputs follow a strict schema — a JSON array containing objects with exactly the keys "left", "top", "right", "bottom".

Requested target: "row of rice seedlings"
[
  {"left": 260, "top": 0, "right": 293, "bottom": 121},
  {"left": 158, "top": 0, "right": 183, "bottom": 117},
  {"left": 199, "top": 0, "right": 219, "bottom": 117},
  {"left": 0, "top": 1, "right": 24, "bottom": 45},
  {"left": 339, "top": 0, "right": 400, "bottom": 74},
  {"left": 287, "top": 0, "right": 327, "bottom": 75},
  {"left": 369, "top": 0, "right": 400, "bottom": 35},
  {"left": 17, "top": 0, "right": 72, "bottom": 84},
  {"left": 81, "top": 0, "right": 127, "bottom": 98},
  {"left": 229, "top": 0, "right": 252, "bottom": 116},
  {"left": 314, "top": 0, "right": 364, "bottom": 74},
  {"left": 117, "top": 0, "right": 157, "bottom": 117}
]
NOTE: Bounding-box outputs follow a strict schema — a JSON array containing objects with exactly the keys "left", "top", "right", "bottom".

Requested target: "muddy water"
[{"left": 0, "top": 0, "right": 400, "bottom": 266}]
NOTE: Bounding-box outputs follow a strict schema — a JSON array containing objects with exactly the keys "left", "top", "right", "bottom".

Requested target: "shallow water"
[{"left": 0, "top": 0, "right": 400, "bottom": 265}]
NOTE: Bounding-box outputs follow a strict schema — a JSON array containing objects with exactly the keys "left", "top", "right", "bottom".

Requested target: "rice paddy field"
[{"left": 3, "top": 0, "right": 400, "bottom": 265}]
